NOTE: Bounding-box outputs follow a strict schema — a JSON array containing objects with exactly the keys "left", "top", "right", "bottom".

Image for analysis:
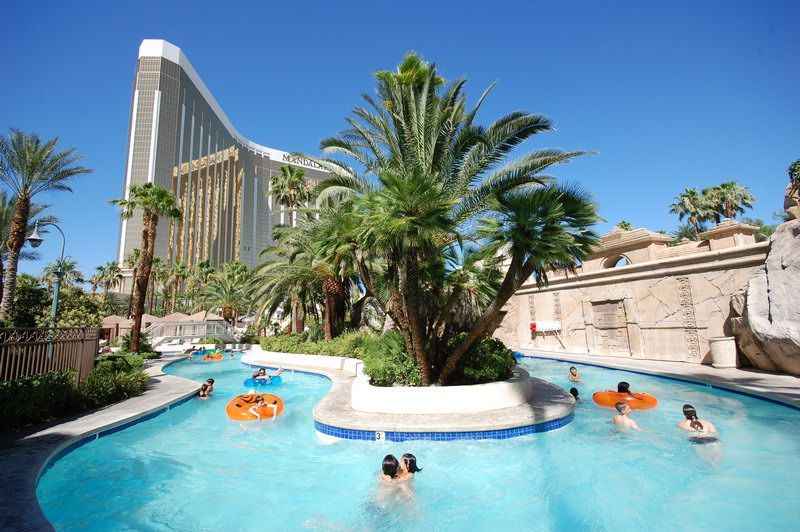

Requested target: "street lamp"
[{"left": 27, "top": 221, "right": 67, "bottom": 357}]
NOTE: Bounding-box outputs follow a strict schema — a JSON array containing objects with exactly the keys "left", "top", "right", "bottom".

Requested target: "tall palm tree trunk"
[
  {"left": 147, "top": 275, "right": 155, "bottom": 314},
  {"left": 0, "top": 196, "right": 31, "bottom": 321},
  {"left": 171, "top": 283, "right": 178, "bottom": 314},
  {"left": 127, "top": 267, "right": 137, "bottom": 318},
  {"left": 130, "top": 213, "right": 157, "bottom": 353},
  {"left": 438, "top": 254, "right": 528, "bottom": 385},
  {"left": 291, "top": 294, "right": 304, "bottom": 334}
]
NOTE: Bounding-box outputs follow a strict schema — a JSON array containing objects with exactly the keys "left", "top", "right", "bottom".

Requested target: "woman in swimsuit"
[{"left": 678, "top": 404, "right": 718, "bottom": 443}]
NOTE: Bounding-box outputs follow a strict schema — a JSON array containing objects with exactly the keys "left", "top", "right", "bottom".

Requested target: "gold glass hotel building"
[{"left": 117, "top": 39, "right": 328, "bottom": 271}]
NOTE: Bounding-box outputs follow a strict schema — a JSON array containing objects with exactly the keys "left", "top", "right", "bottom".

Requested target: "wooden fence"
[{"left": 0, "top": 327, "right": 99, "bottom": 383}]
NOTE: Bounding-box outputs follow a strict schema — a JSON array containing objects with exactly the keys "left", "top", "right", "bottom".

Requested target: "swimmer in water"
[
  {"left": 198, "top": 383, "right": 210, "bottom": 399},
  {"left": 617, "top": 381, "right": 634, "bottom": 395},
  {"left": 568, "top": 366, "right": 581, "bottom": 382},
  {"left": 678, "top": 404, "right": 718, "bottom": 442},
  {"left": 376, "top": 455, "right": 413, "bottom": 506},
  {"left": 612, "top": 401, "right": 641, "bottom": 431},
  {"left": 398, "top": 453, "right": 423, "bottom": 480},
  {"left": 569, "top": 387, "right": 580, "bottom": 401}
]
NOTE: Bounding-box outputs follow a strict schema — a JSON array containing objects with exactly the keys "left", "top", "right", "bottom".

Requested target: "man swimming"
[
  {"left": 612, "top": 401, "right": 641, "bottom": 431},
  {"left": 569, "top": 387, "right": 580, "bottom": 401},
  {"left": 568, "top": 366, "right": 581, "bottom": 382},
  {"left": 678, "top": 404, "right": 718, "bottom": 442}
]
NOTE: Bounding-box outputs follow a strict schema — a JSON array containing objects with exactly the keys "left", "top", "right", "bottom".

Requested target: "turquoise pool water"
[{"left": 37, "top": 356, "right": 800, "bottom": 531}]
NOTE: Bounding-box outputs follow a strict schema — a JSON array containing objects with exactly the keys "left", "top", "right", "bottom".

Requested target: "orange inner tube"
[
  {"left": 202, "top": 352, "right": 224, "bottom": 361},
  {"left": 592, "top": 391, "right": 658, "bottom": 410},
  {"left": 225, "top": 393, "right": 285, "bottom": 421}
]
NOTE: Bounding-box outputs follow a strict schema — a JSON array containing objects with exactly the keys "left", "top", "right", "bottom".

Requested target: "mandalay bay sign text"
[{"left": 282, "top": 153, "right": 323, "bottom": 170}]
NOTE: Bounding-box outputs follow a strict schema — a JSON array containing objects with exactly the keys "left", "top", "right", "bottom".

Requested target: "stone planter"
[
  {"left": 350, "top": 368, "right": 539, "bottom": 414},
  {"left": 709, "top": 336, "right": 738, "bottom": 369}
]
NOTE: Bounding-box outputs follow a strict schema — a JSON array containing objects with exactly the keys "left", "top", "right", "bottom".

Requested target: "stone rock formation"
[{"left": 731, "top": 219, "right": 800, "bottom": 375}]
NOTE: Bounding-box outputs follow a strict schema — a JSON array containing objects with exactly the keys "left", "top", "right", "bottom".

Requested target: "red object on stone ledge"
[{"left": 529, "top": 322, "right": 537, "bottom": 333}]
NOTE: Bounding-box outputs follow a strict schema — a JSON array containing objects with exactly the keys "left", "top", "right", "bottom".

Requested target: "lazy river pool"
[{"left": 37, "top": 355, "right": 800, "bottom": 531}]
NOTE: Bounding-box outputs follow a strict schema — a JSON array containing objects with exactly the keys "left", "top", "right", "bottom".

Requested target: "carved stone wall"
[{"left": 497, "top": 243, "right": 767, "bottom": 364}]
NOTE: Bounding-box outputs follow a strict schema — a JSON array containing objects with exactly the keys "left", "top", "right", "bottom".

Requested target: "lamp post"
[{"left": 27, "top": 221, "right": 66, "bottom": 358}]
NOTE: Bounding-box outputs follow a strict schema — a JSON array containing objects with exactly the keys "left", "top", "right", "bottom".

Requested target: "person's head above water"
[
  {"left": 401, "top": 453, "right": 422, "bottom": 474},
  {"left": 569, "top": 366, "right": 578, "bottom": 375},
  {"left": 682, "top": 404, "right": 705, "bottom": 431},
  {"left": 617, "top": 381, "right": 631, "bottom": 394},
  {"left": 206, "top": 378, "right": 214, "bottom": 385},
  {"left": 569, "top": 387, "right": 579, "bottom": 400},
  {"left": 382, "top": 455, "right": 400, "bottom": 478},
  {"left": 615, "top": 401, "right": 629, "bottom": 414}
]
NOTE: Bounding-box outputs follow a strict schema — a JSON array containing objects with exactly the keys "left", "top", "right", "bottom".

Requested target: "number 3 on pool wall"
[{"left": 375, "top": 431, "right": 385, "bottom": 441}]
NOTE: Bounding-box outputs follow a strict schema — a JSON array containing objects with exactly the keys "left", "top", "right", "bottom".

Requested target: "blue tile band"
[{"left": 314, "top": 413, "right": 573, "bottom": 442}]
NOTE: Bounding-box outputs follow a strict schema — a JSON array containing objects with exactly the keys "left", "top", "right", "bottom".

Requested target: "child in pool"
[
  {"left": 612, "top": 402, "right": 640, "bottom": 431},
  {"left": 398, "top": 453, "right": 423, "bottom": 480}
]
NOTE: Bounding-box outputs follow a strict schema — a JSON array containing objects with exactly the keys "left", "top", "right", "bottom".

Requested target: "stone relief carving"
[{"left": 677, "top": 276, "right": 701, "bottom": 360}]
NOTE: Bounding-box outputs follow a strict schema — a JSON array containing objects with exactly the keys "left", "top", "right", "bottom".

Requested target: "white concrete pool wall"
[
  {"left": 350, "top": 368, "right": 538, "bottom": 414},
  {"left": 243, "top": 348, "right": 543, "bottom": 415}
]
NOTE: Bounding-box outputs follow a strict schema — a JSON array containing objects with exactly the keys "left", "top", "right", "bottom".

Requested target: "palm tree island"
[{"left": 260, "top": 54, "right": 599, "bottom": 385}]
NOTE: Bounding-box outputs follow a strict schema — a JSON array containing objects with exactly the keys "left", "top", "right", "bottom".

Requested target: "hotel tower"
[{"left": 117, "top": 39, "right": 328, "bottom": 272}]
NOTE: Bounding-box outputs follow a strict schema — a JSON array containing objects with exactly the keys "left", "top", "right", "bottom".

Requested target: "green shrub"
[
  {"left": 358, "top": 331, "right": 422, "bottom": 386},
  {"left": 259, "top": 334, "right": 310, "bottom": 354},
  {"left": 259, "top": 331, "right": 369, "bottom": 359},
  {"left": 120, "top": 331, "right": 154, "bottom": 353},
  {"left": 449, "top": 334, "right": 516, "bottom": 385},
  {"left": 79, "top": 364, "right": 148, "bottom": 408},
  {"left": 0, "top": 355, "right": 150, "bottom": 431},
  {"left": 95, "top": 354, "right": 144, "bottom": 372},
  {"left": 199, "top": 336, "right": 223, "bottom": 345},
  {"left": 0, "top": 370, "right": 82, "bottom": 429}
]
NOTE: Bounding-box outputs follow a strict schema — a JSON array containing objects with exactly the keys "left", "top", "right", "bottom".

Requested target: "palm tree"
[
  {"left": 0, "top": 191, "right": 54, "bottom": 307},
  {"left": 671, "top": 223, "right": 700, "bottom": 243},
  {"left": 254, "top": 226, "right": 321, "bottom": 334},
  {"left": 703, "top": 182, "right": 754, "bottom": 221},
  {"left": 166, "top": 260, "right": 190, "bottom": 313},
  {"left": 616, "top": 220, "right": 633, "bottom": 231},
  {"left": 91, "top": 261, "right": 123, "bottom": 297},
  {"left": 111, "top": 183, "right": 181, "bottom": 352},
  {"left": 41, "top": 258, "right": 84, "bottom": 290},
  {"left": 669, "top": 188, "right": 709, "bottom": 235},
  {"left": 0, "top": 130, "right": 91, "bottom": 320},
  {"left": 123, "top": 248, "right": 141, "bottom": 318},
  {"left": 312, "top": 53, "right": 598, "bottom": 384},
  {"left": 100, "top": 261, "right": 123, "bottom": 295},
  {"left": 271, "top": 164, "right": 311, "bottom": 227},
  {"left": 148, "top": 257, "right": 169, "bottom": 314},
  {"left": 201, "top": 261, "right": 254, "bottom": 324}
]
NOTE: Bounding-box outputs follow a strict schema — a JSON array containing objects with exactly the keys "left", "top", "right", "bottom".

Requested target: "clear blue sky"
[{"left": 2, "top": 1, "right": 797, "bottom": 276}]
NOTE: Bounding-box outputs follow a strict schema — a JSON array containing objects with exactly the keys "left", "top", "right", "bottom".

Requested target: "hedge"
[{"left": 0, "top": 354, "right": 149, "bottom": 431}]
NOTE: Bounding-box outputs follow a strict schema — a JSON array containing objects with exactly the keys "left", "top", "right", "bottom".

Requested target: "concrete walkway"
[
  {"left": 520, "top": 349, "right": 800, "bottom": 408},
  {"left": 0, "top": 355, "right": 199, "bottom": 532}
]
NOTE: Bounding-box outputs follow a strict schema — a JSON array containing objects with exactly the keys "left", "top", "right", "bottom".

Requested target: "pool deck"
[
  {"left": 0, "top": 355, "right": 198, "bottom": 532},
  {"left": 519, "top": 349, "right": 800, "bottom": 409}
]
